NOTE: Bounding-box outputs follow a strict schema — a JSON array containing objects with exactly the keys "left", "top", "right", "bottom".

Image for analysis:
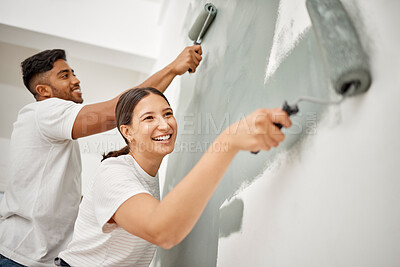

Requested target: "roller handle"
[
  {"left": 251, "top": 101, "right": 299, "bottom": 154},
  {"left": 188, "top": 41, "right": 201, "bottom": 73}
]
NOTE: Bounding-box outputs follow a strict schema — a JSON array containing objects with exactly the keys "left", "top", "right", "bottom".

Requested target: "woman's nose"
[{"left": 157, "top": 117, "right": 170, "bottom": 130}]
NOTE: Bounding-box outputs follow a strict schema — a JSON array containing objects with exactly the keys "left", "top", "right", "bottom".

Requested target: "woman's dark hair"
[
  {"left": 102, "top": 87, "right": 170, "bottom": 161},
  {"left": 21, "top": 49, "right": 66, "bottom": 98}
]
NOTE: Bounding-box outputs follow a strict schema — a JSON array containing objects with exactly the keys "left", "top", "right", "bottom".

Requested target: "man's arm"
[{"left": 72, "top": 45, "right": 202, "bottom": 139}]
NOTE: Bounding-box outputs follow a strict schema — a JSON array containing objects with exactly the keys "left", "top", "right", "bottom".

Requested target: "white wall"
[{"left": 217, "top": 0, "right": 400, "bottom": 266}]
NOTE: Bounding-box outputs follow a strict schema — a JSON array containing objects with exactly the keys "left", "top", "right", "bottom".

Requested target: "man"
[{"left": 0, "top": 45, "right": 202, "bottom": 266}]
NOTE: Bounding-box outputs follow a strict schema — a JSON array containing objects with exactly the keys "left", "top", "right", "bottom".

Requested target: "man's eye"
[{"left": 62, "top": 74, "right": 68, "bottom": 78}]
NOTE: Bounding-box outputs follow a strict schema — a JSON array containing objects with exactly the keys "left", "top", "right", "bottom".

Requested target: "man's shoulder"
[
  {"left": 15, "top": 98, "right": 83, "bottom": 140},
  {"left": 39, "top": 97, "right": 79, "bottom": 107},
  {"left": 34, "top": 98, "right": 83, "bottom": 119},
  {"left": 20, "top": 98, "right": 78, "bottom": 112}
]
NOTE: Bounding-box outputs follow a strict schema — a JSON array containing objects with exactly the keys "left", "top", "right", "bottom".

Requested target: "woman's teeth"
[{"left": 152, "top": 135, "right": 171, "bottom": 141}]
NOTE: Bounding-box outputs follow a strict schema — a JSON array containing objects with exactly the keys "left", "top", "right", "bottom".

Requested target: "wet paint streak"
[
  {"left": 264, "top": 0, "right": 311, "bottom": 84},
  {"left": 219, "top": 198, "right": 244, "bottom": 238}
]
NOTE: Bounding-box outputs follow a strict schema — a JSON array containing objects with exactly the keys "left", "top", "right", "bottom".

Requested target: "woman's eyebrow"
[
  {"left": 139, "top": 111, "right": 154, "bottom": 119},
  {"left": 139, "top": 107, "right": 172, "bottom": 118}
]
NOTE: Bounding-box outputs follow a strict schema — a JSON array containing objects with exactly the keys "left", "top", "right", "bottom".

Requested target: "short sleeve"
[
  {"left": 93, "top": 164, "right": 152, "bottom": 233},
  {"left": 36, "top": 98, "right": 84, "bottom": 141}
]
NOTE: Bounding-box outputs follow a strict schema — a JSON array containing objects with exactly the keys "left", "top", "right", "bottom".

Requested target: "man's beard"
[{"left": 50, "top": 85, "right": 83, "bottom": 104}]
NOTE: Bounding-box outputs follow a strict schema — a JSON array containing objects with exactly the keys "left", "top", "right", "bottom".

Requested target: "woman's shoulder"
[
  {"left": 96, "top": 154, "right": 156, "bottom": 183},
  {"left": 96, "top": 154, "right": 135, "bottom": 177}
]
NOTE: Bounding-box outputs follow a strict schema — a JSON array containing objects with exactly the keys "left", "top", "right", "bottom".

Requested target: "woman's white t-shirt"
[{"left": 59, "top": 155, "right": 160, "bottom": 267}]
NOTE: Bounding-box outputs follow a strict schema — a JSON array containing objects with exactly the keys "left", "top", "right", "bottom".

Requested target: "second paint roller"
[
  {"left": 307, "top": 0, "right": 371, "bottom": 96},
  {"left": 253, "top": 0, "right": 372, "bottom": 154}
]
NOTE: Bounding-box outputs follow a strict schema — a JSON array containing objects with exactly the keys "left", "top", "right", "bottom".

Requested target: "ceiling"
[{"left": 0, "top": 0, "right": 166, "bottom": 74}]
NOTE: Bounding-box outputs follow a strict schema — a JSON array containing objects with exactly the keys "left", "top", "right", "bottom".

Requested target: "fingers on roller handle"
[
  {"left": 188, "top": 44, "right": 200, "bottom": 73},
  {"left": 251, "top": 101, "right": 299, "bottom": 155},
  {"left": 251, "top": 122, "right": 282, "bottom": 154}
]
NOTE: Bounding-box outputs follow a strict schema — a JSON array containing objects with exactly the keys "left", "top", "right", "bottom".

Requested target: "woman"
[{"left": 56, "top": 87, "right": 291, "bottom": 266}]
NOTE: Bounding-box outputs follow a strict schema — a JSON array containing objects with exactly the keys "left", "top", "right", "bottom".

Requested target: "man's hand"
[{"left": 168, "top": 45, "right": 203, "bottom": 75}]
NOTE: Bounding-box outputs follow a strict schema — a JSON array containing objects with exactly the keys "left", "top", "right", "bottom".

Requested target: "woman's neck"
[{"left": 129, "top": 151, "right": 163, "bottom": 177}]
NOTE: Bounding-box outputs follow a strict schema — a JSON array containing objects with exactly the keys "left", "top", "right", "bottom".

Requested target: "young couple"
[{"left": 0, "top": 46, "right": 290, "bottom": 267}]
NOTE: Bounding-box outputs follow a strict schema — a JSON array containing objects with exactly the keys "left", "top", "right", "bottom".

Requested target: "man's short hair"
[{"left": 21, "top": 49, "right": 66, "bottom": 97}]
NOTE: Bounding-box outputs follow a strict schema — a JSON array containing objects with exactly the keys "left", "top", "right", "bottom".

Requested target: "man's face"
[{"left": 46, "top": 59, "right": 83, "bottom": 104}]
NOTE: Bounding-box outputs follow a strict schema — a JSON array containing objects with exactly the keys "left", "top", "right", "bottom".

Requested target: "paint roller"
[
  {"left": 188, "top": 3, "right": 217, "bottom": 45},
  {"left": 252, "top": 0, "right": 372, "bottom": 154},
  {"left": 187, "top": 3, "right": 217, "bottom": 72}
]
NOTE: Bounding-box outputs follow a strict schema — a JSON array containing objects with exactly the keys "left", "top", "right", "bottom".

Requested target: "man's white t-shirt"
[
  {"left": 59, "top": 155, "right": 160, "bottom": 267},
  {"left": 0, "top": 98, "right": 84, "bottom": 266}
]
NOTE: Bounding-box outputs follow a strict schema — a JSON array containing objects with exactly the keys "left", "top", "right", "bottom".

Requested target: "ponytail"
[{"left": 101, "top": 145, "right": 130, "bottom": 162}]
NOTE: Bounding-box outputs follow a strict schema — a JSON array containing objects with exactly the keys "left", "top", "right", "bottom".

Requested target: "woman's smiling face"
[{"left": 128, "top": 93, "right": 177, "bottom": 157}]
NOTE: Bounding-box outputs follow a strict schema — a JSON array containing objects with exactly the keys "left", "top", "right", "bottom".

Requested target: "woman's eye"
[
  {"left": 164, "top": 112, "right": 173, "bottom": 117},
  {"left": 144, "top": 116, "right": 153, "bottom": 120}
]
